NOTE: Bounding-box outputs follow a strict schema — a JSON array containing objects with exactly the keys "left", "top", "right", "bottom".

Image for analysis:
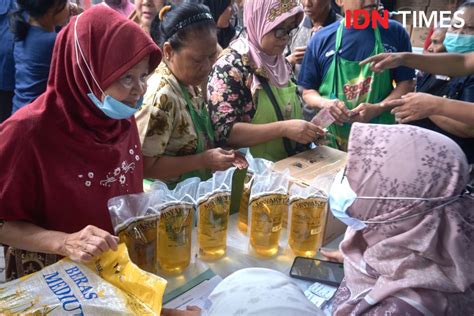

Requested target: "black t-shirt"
[{"left": 412, "top": 73, "right": 474, "bottom": 163}]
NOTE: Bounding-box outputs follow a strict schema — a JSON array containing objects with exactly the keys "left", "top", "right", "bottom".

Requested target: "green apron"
[
  {"left": 179, "top": 84, "right": 214, "bottom": 181},
  {"left": 250, "top": 80, "right": 303, "bottom": 162},
  {"left": 319, "top": 21, "right": 395, "bottom": 151}
]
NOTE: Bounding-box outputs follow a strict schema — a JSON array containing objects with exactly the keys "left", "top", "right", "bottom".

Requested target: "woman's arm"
[
  {"left": 227, "top": 120, "right": 324, "bottom": 148},
  {"left": 0, "top": 221, "right": 118, "bottom": 262},
  {"left": 143, "top": 148, "right": 236, "bottom": 180},
  {"left": 361, "top": 52, "right": 474, "bottom": 77}
]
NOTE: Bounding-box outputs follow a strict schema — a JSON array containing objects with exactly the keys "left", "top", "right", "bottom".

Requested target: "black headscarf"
[{"left": 202, "top": 0, "right": 235, "bottom": 48}]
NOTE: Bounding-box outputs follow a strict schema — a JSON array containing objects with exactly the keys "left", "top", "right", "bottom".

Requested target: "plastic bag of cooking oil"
[
  {"left": 0, "top": 244, "right": 166, "bottom": 315},
  {"left": 108, "top": 178, "right": 200, "bottom": 275},
  {"left": 248, "top": 169, "right": 289, "bottom": 257},
  {"left": 197, "top": 168, "right": 235, "bottom": 260},
  {"left": 108, "top": 192, "right": 161, "bottom": 274},
  {"left": 237, "top": 151, "right": 273, "bottom": 233},
  {"left": 288, "top": 182, "right": 328, "bottom": 257},
  {"left": 150, "top": 177, "right": 200, "bottom": 275}
]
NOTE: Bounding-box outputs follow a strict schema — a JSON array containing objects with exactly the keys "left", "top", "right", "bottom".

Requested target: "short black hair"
[{"left": 151, "top": 2, "right": 216, "bottom": 51}]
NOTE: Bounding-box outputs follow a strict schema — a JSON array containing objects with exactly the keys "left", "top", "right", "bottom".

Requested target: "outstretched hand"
[{"left": 360, "top": 53, "right": 405, "bottom": 73}]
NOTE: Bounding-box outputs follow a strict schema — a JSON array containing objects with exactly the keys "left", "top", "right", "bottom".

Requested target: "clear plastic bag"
[
  {"left": 248, "top": 170, "right": 290, "bottom": 257},
  {"left": 238, "top": 151, "right": 273, "bottom": 233},
  {"left": 197, "top": 169, "right": 235, "bottom": 260},
  {"left": 0, "top": 244, "right": 166, "bottom": 315},
  {"left": 108, "top": 178, "right": 200, "bottom": 275},
  {"left": 288, "top": 182, "right": 328, "bottom": 257}
]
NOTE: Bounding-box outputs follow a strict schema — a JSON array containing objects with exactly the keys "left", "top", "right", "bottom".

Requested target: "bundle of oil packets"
[
  {"left": 108, "top": 178, "right": 200, "bottom": 276},
  {"left": 196, "top": 168, "right": 235, "bottom": 261},
  {"left": 288, "top": 182, "right": 328, "bottom": 257},
  {"left": 0, "top": 244, "right": 166, "bottom": 315},
  {"left": 248, "top": 169, "right": 290, "bottom": 257},
  {"left": 237, "top": 151, "right": 273, "bottom": 234}
]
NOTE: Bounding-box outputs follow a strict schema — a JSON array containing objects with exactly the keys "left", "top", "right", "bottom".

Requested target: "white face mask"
[{"left": 328, "top": 169, "right": 465, "bottom": 231}]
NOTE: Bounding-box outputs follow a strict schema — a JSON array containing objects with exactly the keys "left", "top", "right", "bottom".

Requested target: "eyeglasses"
[{"left": 273, "top": 26, "right": 298, "bottom": 39}]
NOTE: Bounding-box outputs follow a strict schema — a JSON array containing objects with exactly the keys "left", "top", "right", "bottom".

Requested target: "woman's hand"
[
  {"left": 287, "top": 46, "right": 306, "bottom": 65},
  {"left": 283, "top": 120, "right": 325, "bottom": 144},
  {"left": 60, "top": 225, "right": 119, "bottom": 263},
  {"left": 202, "top": 148, "right": 236, "bottom": 171},
  {"left": 233, "top": 151, "right": 249, "bottom": 170},
  {"left": 381, "top": 92, "right": 440, "bottom": 123},
  {"left": 320, "top": 248, "right": 344, "bottom": 263},
  {"left": 360, "top": 52, "right": 406, "bottom": 73}
]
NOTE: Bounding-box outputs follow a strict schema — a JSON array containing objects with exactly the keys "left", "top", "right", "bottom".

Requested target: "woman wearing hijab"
[
  {"left": 0, "top": 6, "right": 161, "bottom": 281},
  {"left": 202, "top": 0, "right": 236, "bottom": 49},
  {"left": 102, "top": 0, "right": 134, "bottom": 17},
  {"left": 207, "top": 0, "right": 324, "bottom": 162},
  {"left": 327, "top": 123, "right": 474, "bottom": 314}
]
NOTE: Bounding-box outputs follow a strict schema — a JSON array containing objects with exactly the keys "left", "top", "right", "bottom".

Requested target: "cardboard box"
[{"left": 272, "top": 146, "right": 348, "bottom": 246}]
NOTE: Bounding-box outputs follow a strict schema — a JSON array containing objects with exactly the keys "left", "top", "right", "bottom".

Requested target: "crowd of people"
[{"left": 0, "top": 0, "right": 473, "bottom": 315}]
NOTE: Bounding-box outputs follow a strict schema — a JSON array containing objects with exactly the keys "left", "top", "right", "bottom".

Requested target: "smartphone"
[{"left": 289, "top": 256, "right": 344, "bottom": 287}]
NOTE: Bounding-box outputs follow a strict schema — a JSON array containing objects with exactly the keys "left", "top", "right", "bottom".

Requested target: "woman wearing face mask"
[
  {"left": 130, "top": 0, "right": 166, "bottom": 34},
  {"left": 207, "top": 0, "right": 324, "bottom": 162},
  {"left": 136, "top": 4, "right": 246, "bottom": 186},
  {"left": 327, "top": 123, "right": 474, "bottom": 315},
  {"left": 10, "top": 0, "right": 71, "bottom": 114},
  {"left": 202, "top": 0, "right": 236, "bottom": 49},
  {"left": 0, "top": 6, "right": 162, "bottom": 281}
]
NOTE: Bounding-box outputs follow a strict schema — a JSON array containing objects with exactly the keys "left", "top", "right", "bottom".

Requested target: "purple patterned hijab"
[
  {"left": 230, "top": 0, "right": 303, "bottom": 92},
  {"left": 333, "top": 123, "right": 474, "bottom": 315}
]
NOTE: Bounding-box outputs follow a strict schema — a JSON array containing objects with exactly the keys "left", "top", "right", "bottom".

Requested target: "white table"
[{"left": 163, "top": 213, "right": 343, "bottom": 299}]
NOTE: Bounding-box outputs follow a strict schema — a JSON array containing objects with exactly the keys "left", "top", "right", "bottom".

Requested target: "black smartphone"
[{"left": 289, "top": 256, "right": 344, "bottom": 287}]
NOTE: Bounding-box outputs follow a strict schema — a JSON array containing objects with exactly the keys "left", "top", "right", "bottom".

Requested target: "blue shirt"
[
  {"left": 0, "top": 0, "right": 16, "bottom": 91},
  {"left": 298, "top": 20, "right": 415, "bottom": 90},
  {"left": 12, "top": 25, "right": 56, "bottom": 113}
]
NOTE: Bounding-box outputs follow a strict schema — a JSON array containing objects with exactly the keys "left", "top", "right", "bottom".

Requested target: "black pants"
[{"left": 0, "top": 90, "right": 14, "bottom": 123}]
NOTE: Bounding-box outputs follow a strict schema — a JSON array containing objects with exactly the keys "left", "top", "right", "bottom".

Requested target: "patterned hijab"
[
  {"left": 230, "top": 0, "right": 303, "bottom": 91},
  {"left": 333, "top": 123, "right": 474, "bottom": 315}
]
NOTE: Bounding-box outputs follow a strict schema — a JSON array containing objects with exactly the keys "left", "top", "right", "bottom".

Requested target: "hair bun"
[{"left": 159, "top": 5, "right": 172, "bottom": 21}]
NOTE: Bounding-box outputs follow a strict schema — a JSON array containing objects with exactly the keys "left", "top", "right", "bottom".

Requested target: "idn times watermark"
[{"left": 345, "top": 10, "right": 465, "bottom": 29}]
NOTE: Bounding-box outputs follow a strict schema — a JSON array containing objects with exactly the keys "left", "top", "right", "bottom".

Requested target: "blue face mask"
[
  {"left": 328, "top": 169, "right": 367, "bottom": 230},
  {"left": 443, "top": 32, "right": 474, "bottom": 53},
  {"left": 87, "top": 93, "right": 143, "bottom": 120}
]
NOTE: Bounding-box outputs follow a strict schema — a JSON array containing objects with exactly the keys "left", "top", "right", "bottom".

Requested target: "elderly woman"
[
  {"left": 207, "top": 0, "right": 323, "bottom": 162},
  {"left": 327, "top": 123, "right": 474, "bottom": 314},
  {"left": 0, "top": 6, "right": 162, "bottom": 280},
  {"left": 130, "top": 0, "right": 165, "bottom": 34},
  {"left": 136, "top": 3, "right": 244, "bottom": 186}
]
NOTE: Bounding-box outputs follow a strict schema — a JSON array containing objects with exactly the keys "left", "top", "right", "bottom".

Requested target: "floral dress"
[{"left": 207, "top": 49, "right": 257, "bottom": 147}]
